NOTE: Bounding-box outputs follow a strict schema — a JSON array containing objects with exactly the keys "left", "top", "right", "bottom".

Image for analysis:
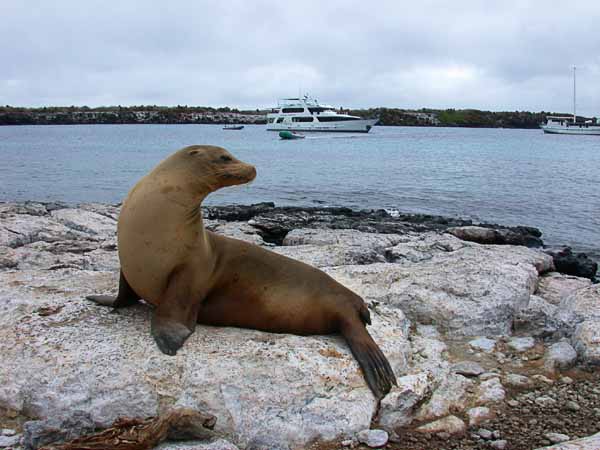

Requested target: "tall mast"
[{"left": 573, "top": 65, "right": 576, "bottom": 123}]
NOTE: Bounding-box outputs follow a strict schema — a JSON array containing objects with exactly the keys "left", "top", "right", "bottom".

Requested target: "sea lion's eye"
[{"left": 220, "top": 155, "right": 232, "bottom": 162}]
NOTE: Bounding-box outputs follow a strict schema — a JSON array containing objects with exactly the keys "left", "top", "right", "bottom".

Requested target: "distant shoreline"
[{"left": 2, "top": 105, "right": 593, "bottom": 129}]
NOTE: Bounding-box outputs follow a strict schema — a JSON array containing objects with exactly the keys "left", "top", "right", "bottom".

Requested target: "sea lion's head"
[{"left": 156, "top": 145, "right": 257, "bottom": 195}]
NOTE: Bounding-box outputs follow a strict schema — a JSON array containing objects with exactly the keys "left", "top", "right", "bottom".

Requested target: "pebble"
[
  {"left": 507, "top": 399, "right": 519, "bottom": 407},
  {"left": 0, "top": 435, "right": 21, "bottom": 448},
  {"left": 469, "top": 337, "right": 496, "bottom": 353},
  {"left": 466, "top": 406, "right": 494, "bottom": 426},
  {"left": 490, "top": 440, "right": 508, "bottom": 449},
  {"left": 545, "top": 341, "right": 578, "bottom": 370},
  {"left": 535, "top": 395, "right": 557, "bottom": 407},
  {"left": 507, "top": 336, "right": 536, "bottom": 352},
  {"left": 416, "top": 416, "right": 466, "bottom": 435},
  {"left": 565, "top": 400, "right": 581, "bottom": 411},
  {"left": 356, "top": 429, "right": 388, "bottom": 448},
  {"left": 544, "top": 432, "right": 570, "bottom": 443},
  {"left": 560, "top": 376, "right": 574, "bottom": 384},
  {"left": 505, "top": 373, "right": 532, "bottom": 388},
  {"left": 477, "top": 428, "right": 493, "bottom": 440},
  {"left": 341, "top": 439, "right": 356, "bottom": 447},
  {"left": 452, "top": 361, "right": 485, "bottom": 377},
  {"left": 478, "top": 377, "right": 506, "bottom": 403},
  {"left": 479, "top": 372, "right": 501, "bottom": 381},
  {"left": 492, "top": 430, "right": 502, "bottom": 439},
  {"left": 532, "top": 374, "right": 555, "bottom": 384}
]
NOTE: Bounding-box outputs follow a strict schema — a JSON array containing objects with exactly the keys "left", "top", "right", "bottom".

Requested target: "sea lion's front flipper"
[
  {"left": 86, "top": 270, "right": 140, "bottom": 308},
  {"left": 151, "top": 270, "right": 202, "bottom": 356},
  {"left": 341, "top": 319, "right": 397, "bottom": 400}
]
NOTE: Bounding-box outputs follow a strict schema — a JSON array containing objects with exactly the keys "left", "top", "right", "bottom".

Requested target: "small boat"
[
  {"left": 279, "top": 130, "right": 305, "bottom": 140},
  {"left": 541, "top": 66, "right": 600, "bottom": 135},
  {"left": 223, "top": 125, "right": 244, "bottom": 130}
]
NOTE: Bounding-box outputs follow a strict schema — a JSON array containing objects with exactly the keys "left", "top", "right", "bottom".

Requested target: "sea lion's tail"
[{"left": 341, "top": 319, "right": 397, "bottom": 399}]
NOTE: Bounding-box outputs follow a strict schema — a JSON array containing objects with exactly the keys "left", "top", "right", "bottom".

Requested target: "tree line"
[{"left": 0, "top": 105, "right": 589, "bottom": 128}]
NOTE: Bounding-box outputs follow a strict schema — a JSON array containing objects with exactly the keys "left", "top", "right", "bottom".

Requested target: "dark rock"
[
  {"left": 203, "top": 202, "right": 275, "bottom": 221},
  {"left": 547, "top": 247, "right": 598, "bottom": 281},
  {"left": 447, "top": 225, "right": 544, "bottom": 248},
  {"left": 23, "top": 411, "right": 96, "bottom": 450}
]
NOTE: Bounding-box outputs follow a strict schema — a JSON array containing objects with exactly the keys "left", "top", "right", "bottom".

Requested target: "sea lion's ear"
[{"left": 188, "top": 149, "right": 201, "bottom": 156}]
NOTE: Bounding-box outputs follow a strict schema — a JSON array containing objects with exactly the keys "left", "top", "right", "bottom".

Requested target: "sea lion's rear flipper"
[
  {"left": 86, "top": 270, "right": 140, "bottom": 308},
  {"left": 151, "top": 270, "right": 202, "bottom": 356},
  {"left": 341, "top": 320, "right": 397, "bottom": 400}
]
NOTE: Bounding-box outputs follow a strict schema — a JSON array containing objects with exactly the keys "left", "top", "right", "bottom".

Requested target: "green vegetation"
[{"left": 0, "top": 105, "right": 584, "bottom": 129}]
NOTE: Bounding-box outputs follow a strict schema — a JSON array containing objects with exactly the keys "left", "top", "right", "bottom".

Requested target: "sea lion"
[{"left": 87, "top": 145, "right": 396, "bottom": 398}]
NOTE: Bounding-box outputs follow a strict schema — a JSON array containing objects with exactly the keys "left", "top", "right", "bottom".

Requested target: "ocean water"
[{"left": 1, "top": 124, "right": 599, "bottom": 256}]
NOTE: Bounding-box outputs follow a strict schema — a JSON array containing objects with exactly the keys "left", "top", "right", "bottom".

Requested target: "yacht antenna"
[{"left": 573, "top": 65, "right": 576, "bottom": 123}]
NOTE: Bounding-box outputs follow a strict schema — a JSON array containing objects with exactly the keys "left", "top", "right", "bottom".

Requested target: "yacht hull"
[
  {"left": 541, "top": 125, "right": 600, "bottom": 135},
  {"left": 267, "top": 119, "right": 378, "bottom": 133}
]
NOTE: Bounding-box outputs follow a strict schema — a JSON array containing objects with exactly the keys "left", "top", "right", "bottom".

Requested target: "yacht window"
[
  {"left": 292, "top": 117, "right": 314, "bottom": 122},
  {"left": 276, "top": 117, "right": 285, "bottom": 123},
  {"left": 282, "top": 107, "right": 305, "bottom": 113},
  {"left": 308, "top": 107, "right": 327, "bottom": 114},
  {"left": 316, "top": 116, "right": 360, "bottom": 122}
]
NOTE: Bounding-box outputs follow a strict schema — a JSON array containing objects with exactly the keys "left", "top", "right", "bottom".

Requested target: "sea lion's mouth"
[{"left": 218, "top": 163, "right": 256, "bottom": 187}]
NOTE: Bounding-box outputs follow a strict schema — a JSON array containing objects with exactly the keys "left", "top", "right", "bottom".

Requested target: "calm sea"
[{"left": 1, "top": 124, "right": 599, "bottom": 257}]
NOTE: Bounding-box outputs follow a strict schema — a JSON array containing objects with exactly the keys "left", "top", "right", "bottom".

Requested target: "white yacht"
[
  {"left": 541, "top": 116, "right": 600, "bottom": 135},
  {"left": 267, "top": 95, "right": 378, "bottom": 133},
  {"left": 541, "top": 66, "right": 600, "bottom": 135}
]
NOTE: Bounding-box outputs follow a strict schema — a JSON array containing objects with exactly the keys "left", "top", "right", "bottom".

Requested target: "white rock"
[
  {"left": 490, "top": 440, "right": 508, "bottom": 449},
  {"left": 379, "top": 373, "right": 431, "bottom": 428},
  {"left": 504, "top": 373, "right": 532, "bottom": 388},
  {"left": 0, "top": 434, "right": 20, "bottom": 447},
  {"left": 50, "top": 208, "right": 116, "bottom": 237},
  {"left": 466, "top": 406, "right": 494, "bottom": 427},
  {"left": 273, "top": 244, "right": 384, "bottom": 268},
  {"left": 544, "top": 432, "right": 571, "bottom": 444},
  {"left": 416, "top": 415, "right": 466, "bottom": 435},
  {"left": 507, "top": 336, "right": 536, "bottom": 352},
  {"left": 469, "top": 337, "right": 497, "bottom": 353},
  {"left": 156, "top": 439, "right": 240, "bottom": 450},
  {"left": 477, "top": 378, "right": 506, "bottom": 404},
  {"left": 545, "top": 340, "right": 578, "bottom": 370},
  {"left": 0, "top": 269, "right": 411, "bottom": 449},
  {"left": 283, "top": 228, "right": 404, "bottom": 249},
  {"left": 514, "top": 294, "right": 559, "bottom": 336},
  {"left": 536, "top": 272, "right": 592, "bottom": 305},
  {"left": 0, "top": 430, "right": 15, "bottom": 436},
  {"left": 206, "top": 222, "right": 265, "bottom": 246},
  {"left": 0, "top": 214, "right": 87, "bottom": 248},
  {"left": 356, "top": 429, "right": 388, "bottom": 448},
  {"left": 533, "top": 432, "right": 600, "bottom": 449},
  {"left": 452, "top": 361, "right": 485, "bottom": 377},
  {"left": 572, "top": 319, "right": 600, "bottom": 365},
  {"left": 325, "top": 233, "right": 551, "bottom": 336},
  {"left": 555, "top": 285, "right": 600, "bottom": 328},
  {"left": 532, "top": 374, "right": 555, "bottom": 384},
  {"left": 415, "top": 374, "right": 473, "bottom": 421}
]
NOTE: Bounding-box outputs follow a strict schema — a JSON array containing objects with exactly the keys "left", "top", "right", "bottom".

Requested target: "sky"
[{"left": 2, "top": 1, "right": 600, "bottom": 115}]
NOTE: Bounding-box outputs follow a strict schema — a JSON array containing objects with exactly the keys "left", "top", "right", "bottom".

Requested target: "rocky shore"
[{"left": 0, "top": 201, "right": 599, "bottom": 450}]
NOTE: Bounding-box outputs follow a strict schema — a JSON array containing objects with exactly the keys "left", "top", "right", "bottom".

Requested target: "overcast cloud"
[{"left": 2, "top": 0, "right": 600, "bottom": 114}]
